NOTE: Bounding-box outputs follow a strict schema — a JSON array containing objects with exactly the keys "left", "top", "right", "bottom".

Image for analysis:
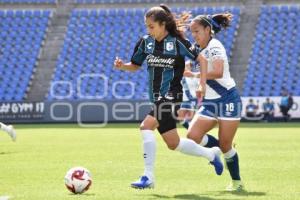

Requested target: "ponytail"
[
  {"left": 211, "top": 13, "right": 232, "bottom": 33},
  {"left": 159, "top": 4, "right": 171, "bottom": 14},
  {"left": 192, "top": 12, "right": 233, "bottom": 34}
]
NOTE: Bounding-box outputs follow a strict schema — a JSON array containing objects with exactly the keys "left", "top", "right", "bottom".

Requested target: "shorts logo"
[
  {"left": 166, "top": 42, "right": 174, "bottom": 51},
  {"left": 225, "top": 111, "right": 232, "bottom": 116}
]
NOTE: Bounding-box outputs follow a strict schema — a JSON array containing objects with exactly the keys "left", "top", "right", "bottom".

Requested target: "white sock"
[
  {"left": 199, "top": 135, "right": 209, "bottom": 146},
  {"left": 0, "top": 122, "right": 8, "bottom": 132},
  {"left": 175, "top": 138, "right": 214, "bottom": 161},
  {"left": 224, "top": 148, "right": 237, "bottom": 159},
  {"left": 141, "top": 130, "right": 156, "bottom": 181}
]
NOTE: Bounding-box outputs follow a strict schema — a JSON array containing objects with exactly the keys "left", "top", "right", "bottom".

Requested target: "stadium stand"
[
  {"left": 0, "top": 0, "right": 56, "bottom": 3},
  {"left": 243, "top": 5, "right": 300, "bottom": 97},
  {"left": 0, "top": 10, "right": 52, "bottom": 101},
  {"left": 75, "top": 0, "right": 225, "bottom": 3},
  {"left": 48, "top": 7, "right": 240, "bottom": 100}
]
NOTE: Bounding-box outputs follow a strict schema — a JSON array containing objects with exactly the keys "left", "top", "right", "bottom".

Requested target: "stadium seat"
[
  {"left": 0, "top": 10, "right": 52, "bottom": 101},
  {"left": 0, "top": 0, "right": 56, "bottom": 3},
  {"left": 243, "top": 5, "right": 300, "bottom": 96}
]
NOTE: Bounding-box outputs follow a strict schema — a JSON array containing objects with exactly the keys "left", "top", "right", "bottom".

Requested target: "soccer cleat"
[
  {"left": 131, "top": 176, "right": 154, "bottom": 189},
  {"left": 226, "top": 180, "right": 245, "bottom": 192},
  {"left": 210, "top": 147, "right": 223, "bottom": 175},
  {"left": 5, "top": 125, "right": 16, "bottom": 142}
]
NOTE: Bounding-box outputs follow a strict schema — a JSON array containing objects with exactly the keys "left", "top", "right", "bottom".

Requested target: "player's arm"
[
  {"left": 195, "top": 54, "right": 207, "bottom": 99},
  {"left": 206, "top": 59, "right": 224, "bottom": 79},
  {"left": 114, "top": 37, "right": 146, "bottom": 72},
  {"left": 184, "top": 59, "right": 223, "bottom": 79},
  {"left": 183, "top": 70, "right": 200, "bottom": 78},
  {"left": 114, "top": 57, "right": 140, "bottom": 72},
  {"left": 206, "top": 43, "right": 225, "bottom": 79}
]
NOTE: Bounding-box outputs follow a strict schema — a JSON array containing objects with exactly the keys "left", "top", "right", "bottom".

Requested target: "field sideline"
[{"left": 0, "top": 123, "right": 299, "bottom": 200}]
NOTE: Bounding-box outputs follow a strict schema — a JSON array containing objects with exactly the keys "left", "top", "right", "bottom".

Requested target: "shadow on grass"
[
  {"left": 216, "top": 190, "right": 266, "bottom": 197},
  {"left": 147, "top": 190, "right": 266, "bottom": 200},
  {"left": 149, "top": 194, "right": 240, "bottom": 200},
  {"left": 68, "top": 193, "right": 96, "bottom": 196},
  {"left": 0, "top": 151, "right": 16, "bottom": 155}
]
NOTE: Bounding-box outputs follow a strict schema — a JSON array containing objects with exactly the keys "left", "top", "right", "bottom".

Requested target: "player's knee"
[
  {"left": 187, "top": 131, "right": 202, "bottom": 144},
  {"left": 140, "top": 122, "right": 156, "bottom": 130},
  {"left": 140, "top": 117, "right": 158, "bottom": 130},
  {"left": 166, "top": 141, "right": 179, "bottom": 150},
  {"left": 140, "top": 123, "right": 148, "bottom": 130},
  {"left": 219, "top": 141, "right": 232, "bottom": 153}
]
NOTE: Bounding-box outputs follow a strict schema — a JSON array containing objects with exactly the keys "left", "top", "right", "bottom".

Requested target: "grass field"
[{"left": 0, "top": 123, "right": 300, "bottom": 200}]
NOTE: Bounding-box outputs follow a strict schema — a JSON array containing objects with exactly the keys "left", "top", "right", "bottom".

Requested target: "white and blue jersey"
[
  {"left": 198, "top": 38, "right": 242, "bottom": 120},
  {"left": 200, "top": 38, "right": 236, "bottom": 99}
]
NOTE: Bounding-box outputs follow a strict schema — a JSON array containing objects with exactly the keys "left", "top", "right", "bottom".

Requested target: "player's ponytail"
[
  {"left": 211, "top": 13, "right": 232, "bottom": 33},
  {"left": 159, "top": 4, "right": 171, "bottom": 14},
  {"left": 145, "top": 4, "right": 184, "bottom": 39},
  {"left": 192, "top": 12, "right": 232, "bottom": 34}
]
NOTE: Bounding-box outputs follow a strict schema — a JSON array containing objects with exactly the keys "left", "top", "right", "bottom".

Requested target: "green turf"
[{"left": 0, "top": 123, "right": 300, "bottom": 200}]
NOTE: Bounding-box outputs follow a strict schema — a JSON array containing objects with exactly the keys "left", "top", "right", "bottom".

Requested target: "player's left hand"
[
  {"left": 183, "top": 70, "right": 194, "bottom": 77},
  {"left": 196, "top": 84, "right": 206, "bottom": 102}
]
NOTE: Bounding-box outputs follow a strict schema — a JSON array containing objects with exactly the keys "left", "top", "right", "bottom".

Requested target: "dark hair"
[
  {"left": 192, "top": 13, "right": 232, "bottom": 34},
  {"left": 145, "top": 4, "right": 184, "bottom": 39}
]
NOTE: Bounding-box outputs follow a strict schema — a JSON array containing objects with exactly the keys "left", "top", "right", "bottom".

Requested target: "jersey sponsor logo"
[
  {"left": 166, "top": 42, "right": 174, "bottom": 51},
  {"left": 210, "top": 46, "right": 221, "bottom": 50},
  {"left": 146, "top": 55, "right": 175, "bottom": 68},
  {"left": 210, "top": 46, "right": 222, "bottom": 56},
  {"left": 211, "top": 49, "right": 222, "bottom": 57}
]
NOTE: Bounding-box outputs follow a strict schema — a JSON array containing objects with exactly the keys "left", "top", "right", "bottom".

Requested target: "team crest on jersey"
[
  {"left": 166, "top": 42, "right": 174, "bottom": 51},
  {"left": 204, "top": 50, "right": 209, "bottom": 58}
]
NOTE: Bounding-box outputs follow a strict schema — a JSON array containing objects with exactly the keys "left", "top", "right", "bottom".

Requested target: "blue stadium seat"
[
  {"left": 0, "top": 10, "right": 52, "bottom": 101},
  {"left": 244, "top": 5, "right": 300, "bottom": 96},
  {"left": 0, "top": 0, "right": 56, "bottom": 3}
]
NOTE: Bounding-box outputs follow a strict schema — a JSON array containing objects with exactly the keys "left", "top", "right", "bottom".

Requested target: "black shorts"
[{"left": 148, "top": 97, "right": 181, "bottom": 134}]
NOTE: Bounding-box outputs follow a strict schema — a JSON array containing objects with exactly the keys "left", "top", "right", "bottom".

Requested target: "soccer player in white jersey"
[
  {"left": 186, "top": 13, "right": 245, "bottom": 191},
  {"left": 179, "top": 61, "right": 220, "bottom": 148},
  {"left": 0, "top": 122, "right": 16, "bottom": 141}
]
